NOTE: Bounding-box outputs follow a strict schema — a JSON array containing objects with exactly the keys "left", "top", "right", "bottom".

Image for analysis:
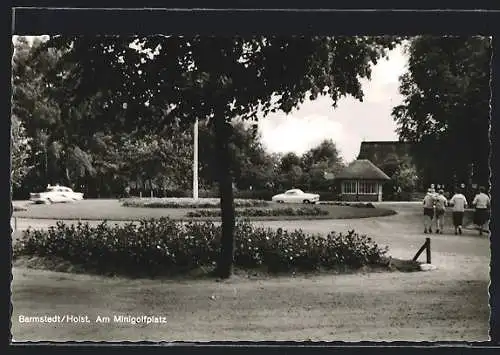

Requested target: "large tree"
[
  {"left": 12, "top": 37, "right": 99, "bottom": 193},
  {"left": 12, "top": 37, "right": 60, "bottom": 192},
  {"left": 42, "top": 35, "right": 399, "bottom": 278},
  {"left": 10, "top": 115, "right": 33, "bottom": 188},
  {"left": 392, "top": 36, "right": 491, "bottom": 189}
]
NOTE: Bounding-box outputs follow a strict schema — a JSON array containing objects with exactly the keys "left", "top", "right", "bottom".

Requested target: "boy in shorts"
[
  {"left": 434, "top": 189, "right": 448, "bottom": 234},
  {"left": 423, "top": 188, "right": 435, "bottom": 234}
]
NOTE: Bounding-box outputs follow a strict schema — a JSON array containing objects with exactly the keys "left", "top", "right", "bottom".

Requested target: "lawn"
[{"left": 12, "top": 199, "right": 396, "bottom": 221}]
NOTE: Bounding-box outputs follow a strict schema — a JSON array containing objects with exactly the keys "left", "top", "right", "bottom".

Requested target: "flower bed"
[
  {"left": 186, "top": 206, "right": 329, "bottom": 218},
  {"left": 121, "top": 197, "right": 269, "bottom": 209},
  {"left": 13, "top": 218, "right": 389, "bottom": 277},
  {"left": 13, "top": 205, "right": 28, "bottom": 212},
  {"left": 319, "top": 202, "right": 376, "bottom": 208}
]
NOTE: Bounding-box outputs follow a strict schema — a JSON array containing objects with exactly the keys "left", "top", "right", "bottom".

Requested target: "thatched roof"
[{"left": 336, "top": 159, "right": 391, "bottom": 180}]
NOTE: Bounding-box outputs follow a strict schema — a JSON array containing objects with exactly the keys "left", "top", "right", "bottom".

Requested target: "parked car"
[
  {"left": 29, "top": 184, "right": 84, "bottom": 204},
  {"left": 271, "top": 189, "right": 320, "bottom": 204}
]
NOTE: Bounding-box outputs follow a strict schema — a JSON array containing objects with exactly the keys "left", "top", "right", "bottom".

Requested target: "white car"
[
  {"left": 29, "top": 184, "right": 84, "bottom": 204},
  {"left": 271, "top": 189, "right": 320, "bottom": 204}
]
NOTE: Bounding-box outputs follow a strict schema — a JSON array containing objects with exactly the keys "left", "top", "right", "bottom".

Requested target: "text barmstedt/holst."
[{"left": 18, "top": 314, "right": 168, "bottom": 325}]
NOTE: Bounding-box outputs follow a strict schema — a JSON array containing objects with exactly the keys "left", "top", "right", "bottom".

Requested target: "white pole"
[{"left": 193, "top": 118, "right": 199, "bottom": 200}]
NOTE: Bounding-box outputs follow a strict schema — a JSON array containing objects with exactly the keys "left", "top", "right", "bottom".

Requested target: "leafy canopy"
[
  {"left": 392, "top": 36, "right": 491, "bottom": 186},
  {"left": 43, "top": 35, "right": 400, "bottom": 134}
]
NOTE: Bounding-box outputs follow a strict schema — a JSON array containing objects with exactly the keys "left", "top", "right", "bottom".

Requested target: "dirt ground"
[{"left": 10, "top": 202, "right": 491, "bottom": 342}]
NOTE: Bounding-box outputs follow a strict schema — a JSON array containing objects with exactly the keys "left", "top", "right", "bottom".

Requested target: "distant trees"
[
  {"left": 300, "top": 139, "right": 344, "bottom": 191},
  {"left": 197, "top": 121, "right": 278, "bottom": 191}
]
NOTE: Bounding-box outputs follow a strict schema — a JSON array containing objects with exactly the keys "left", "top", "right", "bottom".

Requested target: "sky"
[
  {"left": 258, "top": 45, "right": 408, "bottom": 163},
  {"left": 15, "top": 36, "right": 408, "bottom": 162}
]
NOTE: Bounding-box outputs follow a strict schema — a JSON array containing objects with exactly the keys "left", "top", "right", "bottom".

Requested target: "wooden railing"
[{"left": 412, "top": 237, "right": 431, "bottom": 264}]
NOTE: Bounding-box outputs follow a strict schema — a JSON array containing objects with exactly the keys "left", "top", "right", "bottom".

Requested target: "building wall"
[{"left": 339, "top": 180, "right": 384, "bottom": 202}]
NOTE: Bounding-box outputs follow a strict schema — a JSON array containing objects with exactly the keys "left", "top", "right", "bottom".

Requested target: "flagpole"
[{"left": 193, "top": 118, "right": 199, "bottom": 200}]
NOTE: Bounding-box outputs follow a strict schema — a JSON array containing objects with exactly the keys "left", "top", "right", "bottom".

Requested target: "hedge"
[
  {"left": 186, "top": 206, "right": 329, "bottom": 218},
  {"left": 319, "top": 202, "right": 375, "bottom": 208},
  {"left": 13, "top": 205, "right": 28, "bottom": 212},
  {"left": 13, "top": 218, "right": 389, "bottom": 277},
  {"left": 134, "top": 189, "right": 341, "bottom": 202},
  {"left": 122, "top": 197, "right": 270, "bottom": 209}
]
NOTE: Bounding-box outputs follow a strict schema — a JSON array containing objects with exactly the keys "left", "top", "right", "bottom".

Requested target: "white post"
[{"left": 193, "top": 118, "right": 199, "bottom": 200}]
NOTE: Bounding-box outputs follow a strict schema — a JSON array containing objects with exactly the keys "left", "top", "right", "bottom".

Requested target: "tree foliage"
[
  {"left": 12, "top": 37, "right": 101, "bottom": 191},
  {"left": 301, "top": 139, "right": 344, "bottom": 190},
  {"left": 392, "top": 161, "right": 419, "bottom": 193},
  {"left": 39, "top": 35, "right": 399, "bottom": 278},
  {"left": 392, "top": 36, "right": 491, "bottom": 188},
  {"left": 10, "top": 115, "right": 33, "bottom": 188}
]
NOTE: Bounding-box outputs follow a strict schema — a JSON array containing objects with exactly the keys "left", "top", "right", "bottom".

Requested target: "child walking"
[
  {"left": 449, "top": 187, "right": 468, "bottom": 235},
  {"left": 434, "top": 189, "right": 448, "bottom": 234},
  {"left": 423, "top": 188, "right": 435, "bottom": 234}
]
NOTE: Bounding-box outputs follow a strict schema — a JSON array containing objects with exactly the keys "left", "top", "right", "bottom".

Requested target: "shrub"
[
  {"left": 186, "top": 206, "right": 329, "bottom": 218},
  {"left": 122, "top": 198, "right": 270, "bottom": 209},
  {"left": 13, "top": 219, "right": 388, "bottom": 277}
]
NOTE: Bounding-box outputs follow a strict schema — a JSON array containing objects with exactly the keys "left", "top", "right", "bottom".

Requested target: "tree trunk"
[{"left": 213, "top": 118, "right": 235, "bottom": 279}]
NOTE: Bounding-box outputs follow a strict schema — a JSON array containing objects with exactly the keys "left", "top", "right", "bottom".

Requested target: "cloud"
[
  {"left": 258, "top": 45, "right": 407, "bottom": 162},
  {"left": 259, "top": 114, "right": 347, "bottom": 156}
]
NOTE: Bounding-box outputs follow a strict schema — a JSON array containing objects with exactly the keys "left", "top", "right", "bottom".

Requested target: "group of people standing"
[{"left": 423, "top": 184, "right": 491, "bottom": 235}]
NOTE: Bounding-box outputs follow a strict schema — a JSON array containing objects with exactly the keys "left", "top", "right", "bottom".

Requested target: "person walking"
[
  {"left": 472, "top": 186, "right": 491, "bottom": 235},
  {"left": 434, "top": 189, "right": 448, "bottom": 234},
  {"left": 423, "top": 188, "right": 435, "bottom": 234},
  {"left": 449, "top": 187, "right": 468, "bottom": 235}
]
